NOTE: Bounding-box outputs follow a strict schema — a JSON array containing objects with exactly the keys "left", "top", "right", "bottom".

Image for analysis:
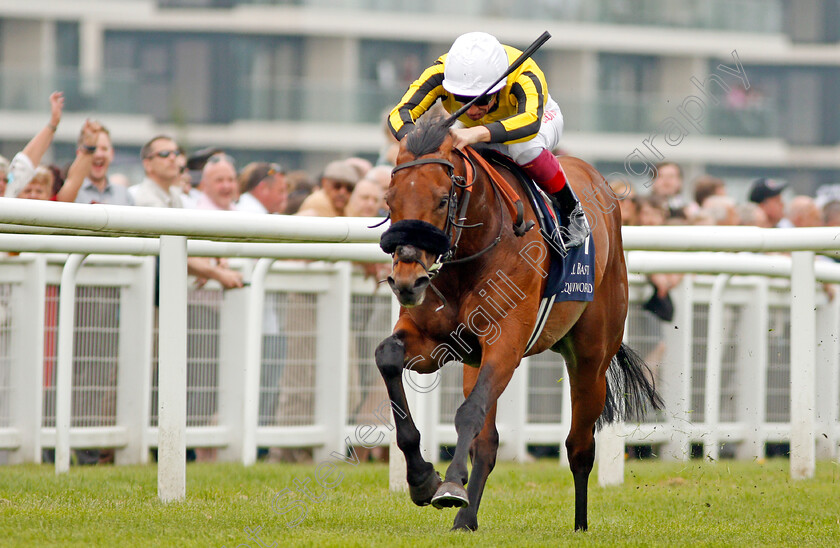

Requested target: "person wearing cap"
[
  {"left": 187, "top": 146, "right": 224, "bottom": 172},
  {"left": 748, "top": 178, "right": 791, "bottom": 228},
  {"left": 272, "top": 158, "right": 360, "bottom": 463},
  {"left": 179, "top": 146, "right": 224, "bottom": 208},
  {"left": 388, "top": 31, "right": 589, "bottom": 248},
  {"left": 296, "top": 160, "right": 360, "bottom": 217},
  {"left": 236, "top": 162, "right": 288, "bottom": 215},
  {"left": 175, "top": 148, "right": 202, "bottom": 209}
]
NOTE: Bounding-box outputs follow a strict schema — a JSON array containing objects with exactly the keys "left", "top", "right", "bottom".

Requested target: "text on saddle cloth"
[{"left": 482, "top": 150, "right": 596, "bottom": 304}]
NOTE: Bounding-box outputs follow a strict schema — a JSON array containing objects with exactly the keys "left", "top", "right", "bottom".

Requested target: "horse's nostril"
[{"left": 387, "top": 276, "right": 396, "bottom": 289}]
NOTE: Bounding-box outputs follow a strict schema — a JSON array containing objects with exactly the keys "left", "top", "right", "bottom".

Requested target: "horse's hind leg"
[
  {"left": 558, "top": 308, "right": 618, "bottom": 531},
  {"left": 375, "top": 334, "right": 441, "bottom": 506},
  {"left": 564, "top": 358, "right": 608, "bottom": 532},
  {"left": 452, "top": 366, "right": 500, "bottom": 531}
]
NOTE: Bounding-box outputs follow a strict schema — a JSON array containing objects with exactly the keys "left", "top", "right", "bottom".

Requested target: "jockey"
[{"left": 388, "top": 31, "right": 590, "bottom": 249}]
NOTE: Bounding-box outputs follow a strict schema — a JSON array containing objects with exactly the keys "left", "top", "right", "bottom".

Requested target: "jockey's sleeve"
[
  {"left": 388, "top": 61, "right": 446, "bottom": 141},
  {"left": 484, "top": 68, "right": 545, "bottom": 145}
]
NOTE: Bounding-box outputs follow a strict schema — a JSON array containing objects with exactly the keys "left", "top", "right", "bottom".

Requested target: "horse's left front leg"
[{"left": 432, "top": 356, "right": 515, "bottom": 510}]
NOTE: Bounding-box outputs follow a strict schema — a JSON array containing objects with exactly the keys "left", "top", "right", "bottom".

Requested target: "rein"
[
  {"left": 387, "top": 150, "right": 506, "bottom": 279},
  {"left": 441, "top": 149, "right": 505, "bottom": 266},
  {"left": 384, "top": 147, "right": 538, "bottom": 310}
]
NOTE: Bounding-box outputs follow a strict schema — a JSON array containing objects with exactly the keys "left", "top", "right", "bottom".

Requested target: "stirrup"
[{"left": 562, "top": 205, "right": 590, "bottom": 249}]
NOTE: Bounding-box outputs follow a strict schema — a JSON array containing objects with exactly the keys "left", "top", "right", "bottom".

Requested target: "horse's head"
[{"left": 381, "top": 117, "right": 458, "bottom": 307}]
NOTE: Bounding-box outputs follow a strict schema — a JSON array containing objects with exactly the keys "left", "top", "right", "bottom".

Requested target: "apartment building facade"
[{"left": 0, "top": 0, "right": 838, "bottom": 198}]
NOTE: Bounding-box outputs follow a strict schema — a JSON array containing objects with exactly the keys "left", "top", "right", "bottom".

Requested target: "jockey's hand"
[{"left": 449, "top": 126, "right": 491, "bottom": 150}]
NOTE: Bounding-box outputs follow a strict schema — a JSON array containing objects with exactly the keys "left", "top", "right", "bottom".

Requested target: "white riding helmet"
[{"left": 442, "top": 32, "right": 509, "bottom": 97}]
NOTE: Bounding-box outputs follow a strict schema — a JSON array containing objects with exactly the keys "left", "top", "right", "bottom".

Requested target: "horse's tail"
[{"left": 597, "top": 343, "right": 664, "bottom": 430}]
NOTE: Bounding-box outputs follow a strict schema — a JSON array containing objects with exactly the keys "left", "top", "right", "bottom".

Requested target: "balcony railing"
[
  {"left": 231, "top": 80, "right": 402, "bottom": 125},
  {"left": 0, "top": 68, "right": 141, "bottom": 116},
  {"left": 0, "top": 69, "right": 780, "bottom": 139},
  {"left": 559, "top": 91, "right": 780, "bottom": 138},
  {"left": 158, "top": 0, "right": 783, "bottom": 34}
]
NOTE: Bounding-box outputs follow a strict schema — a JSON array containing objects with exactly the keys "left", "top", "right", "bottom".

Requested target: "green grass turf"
[{"left": 1, "top": 459, "right": 838, "bottom": 547}]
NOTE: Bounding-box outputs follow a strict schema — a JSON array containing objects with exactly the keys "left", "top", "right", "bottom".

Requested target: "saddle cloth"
[
  {"left": 479, "top": 150, "right": 596, "bottom": 352},
  {"left": 526, "top": 173, "right": 596, "bottom": 303}
]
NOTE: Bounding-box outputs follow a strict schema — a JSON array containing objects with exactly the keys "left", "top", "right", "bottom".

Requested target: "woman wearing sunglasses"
[{"left": 388, "top": 32, "right": 589, "bottom": 249}]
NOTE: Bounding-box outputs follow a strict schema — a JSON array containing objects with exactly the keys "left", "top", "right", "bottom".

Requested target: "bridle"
[{"left": 382, "top": 149, "right": 505, "bottom": 280}]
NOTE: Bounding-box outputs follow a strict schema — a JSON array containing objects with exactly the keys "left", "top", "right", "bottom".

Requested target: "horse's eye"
[{"left": 437, "top": 197, "right": 448, "bottom": 210}]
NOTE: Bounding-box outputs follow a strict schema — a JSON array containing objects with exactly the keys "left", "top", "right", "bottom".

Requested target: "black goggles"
[{"left": 452, "top": 93, "right": 495, "bottom": 107}]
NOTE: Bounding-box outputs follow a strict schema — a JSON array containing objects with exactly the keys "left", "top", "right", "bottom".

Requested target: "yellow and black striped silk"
[{"left": 387, "top": 45, "right": 549, "bottom": 145}]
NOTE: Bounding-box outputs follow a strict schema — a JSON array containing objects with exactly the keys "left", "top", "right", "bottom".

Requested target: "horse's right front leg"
[{"left": 375, "top": 334, "right": 441, "bottom": 506}]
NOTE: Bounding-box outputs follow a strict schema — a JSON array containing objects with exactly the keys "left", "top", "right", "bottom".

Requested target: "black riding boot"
[{"left": 551, "top": 184, "right": 590, "bottom": 249}]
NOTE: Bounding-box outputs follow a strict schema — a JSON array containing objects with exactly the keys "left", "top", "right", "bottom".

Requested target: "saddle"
[
  {"left": 465, "top": 146, "right": 596, "bottom": 351},
  {"left": 462, "top": 146, "right": 580, "bottom": 256}
]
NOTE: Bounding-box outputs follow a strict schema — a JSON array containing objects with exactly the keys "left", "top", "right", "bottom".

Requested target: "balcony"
[
  {"left": 157, "top": 0, "right": 783, "bottom": 34},
  {"left": 0, "top": 69, "right": 780, "bottom": 139},
  {"left": 231, "top": 80, "right": 402, "bottom": 125},
  {"left": 559, "top": 91, "right": 780, "bottom": 139},
  {"left": 0, "top": 68, "right": 142, "bottom": 116}
]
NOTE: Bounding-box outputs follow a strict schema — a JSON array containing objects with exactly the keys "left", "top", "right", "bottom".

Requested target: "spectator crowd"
[
  {"left": 5, "top": 94, "right": 839, "bottom": 239},
  {"left": 612, "top": 159, "right": 840, "bottom": 232},
  {"left": 0, "top": 92, "right": 390, "bottom": 238},
  {"left": 0, "top": 92, "right": 394, "bottom": 465},
  {"left": 3, "top": 91, "right": 838, "bottom": 466}
]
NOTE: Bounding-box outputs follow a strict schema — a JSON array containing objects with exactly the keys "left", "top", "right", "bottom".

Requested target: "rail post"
[
  {"left": 790, "top": 251, "right": 816, "bottom": 479},
  {"left": 157, "top": 235, "right": 188, "bottom": 502}
]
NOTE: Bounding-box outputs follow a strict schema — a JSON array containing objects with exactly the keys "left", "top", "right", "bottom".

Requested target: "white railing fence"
[
  {"left": 0, "top": 251, "right": 837, "bottom": 473},
  {"left": 0, "top": 199, "right": 838, "bottom": 499}
]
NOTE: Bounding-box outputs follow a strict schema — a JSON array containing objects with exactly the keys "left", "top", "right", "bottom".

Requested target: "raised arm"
[
  {"left": 21, "top": 91, "right": 65, "bottom": 166},
  {"left": 56, "top": 119, "right": 100, "bottom": 203}
]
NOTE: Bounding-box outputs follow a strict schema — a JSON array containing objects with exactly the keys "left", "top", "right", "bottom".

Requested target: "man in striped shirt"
[{"left": 388, "top": 32, "right": 589, "bottom": 249}]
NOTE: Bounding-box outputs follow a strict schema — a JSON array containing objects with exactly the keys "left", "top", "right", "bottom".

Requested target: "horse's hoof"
[
  {"left": 409, "top": 469, "right": 442, "bottom": 507},
  {"left": 451, "top": 511, "right": 478, "bottom": 531},
  {"left": 431, "top": 482, "right": 469, "bottom": 509}
]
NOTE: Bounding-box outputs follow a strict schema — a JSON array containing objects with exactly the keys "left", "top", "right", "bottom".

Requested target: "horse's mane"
[{"left": 404, "top": 116, "right": 452, "bottom": 158}]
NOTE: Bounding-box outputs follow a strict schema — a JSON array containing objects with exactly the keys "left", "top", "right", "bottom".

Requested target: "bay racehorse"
[{"left": 375, "top": 116, "right": 662, "bottom": 531}]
